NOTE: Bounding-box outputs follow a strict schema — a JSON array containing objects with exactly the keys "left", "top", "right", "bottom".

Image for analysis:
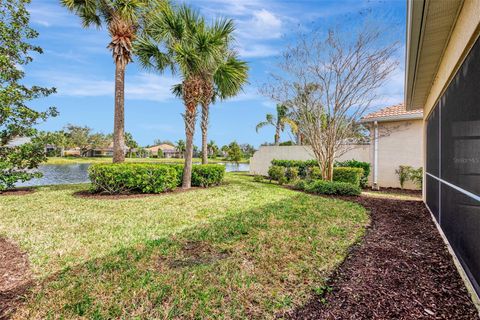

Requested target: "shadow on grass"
[{"left": 14, "top": 189, "right": 367, "bottom": 319}]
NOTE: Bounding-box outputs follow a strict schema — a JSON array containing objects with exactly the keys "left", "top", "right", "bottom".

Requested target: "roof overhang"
[
  {"left": 405, "top": 0, "right": 464, "bottom": 110},
  {"left": 360, "top": 113, "right": 423, "bottom": 124}
]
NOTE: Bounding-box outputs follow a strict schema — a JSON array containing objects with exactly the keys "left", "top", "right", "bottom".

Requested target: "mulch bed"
[
  {"left": 0, "top": 238, "right": 32, "bottom": 320},
  {"left": 0, "top": 189, "right": 35, "bottom": 197},
  {"left": 287, "top": 196, "right": 479, "bottom": 319},
  {"left": 365, "top": 187, "right": 422, "bottom": 196},
  {"left": 73, "top": 187, "right": 203, "bottom": 199}
]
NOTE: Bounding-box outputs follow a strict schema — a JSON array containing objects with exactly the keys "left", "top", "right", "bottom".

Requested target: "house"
[
  {"left": 406, "top": 0, "right": 480, "bottom": 302},
  {"left": 360, "top": 103, "right": 423, "bottom": 190},
  {"left": 146, "top": 144, "right": 182, "bottom": 158}
]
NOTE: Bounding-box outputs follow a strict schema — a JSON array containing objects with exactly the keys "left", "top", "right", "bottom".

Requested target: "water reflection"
[{"left": 17, "top": 162, "right": 249, "bottom": 187}]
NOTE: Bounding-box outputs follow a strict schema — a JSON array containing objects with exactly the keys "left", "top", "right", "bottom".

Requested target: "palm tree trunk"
[
  {"left": 182, "top": 109, "right": 197, "bottom": 189},
  {"left": 113, "top": 62, "right": 126, "bottom": 163},
  {"left": 274, "top": 125, "right": 280, "bottom": 146},
  {"left": 201, "top": 102, "right": 209, "bottom": 165}
]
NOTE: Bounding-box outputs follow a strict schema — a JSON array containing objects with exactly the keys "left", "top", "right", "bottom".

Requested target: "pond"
[{"left": 17, "top": 162, "right": 250, "bottom": 187}]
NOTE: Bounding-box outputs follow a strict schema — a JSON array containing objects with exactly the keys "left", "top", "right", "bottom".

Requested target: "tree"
[
  {"left": 176, "top": 139, "right": 186, "bottom": 158},
  {"left": 61, "top": 0, "right": 160, "bottom": 163},
  {"left": 240, "top": 143, "right": 256, "bottom": 158},
  {"left": 153, "top": 139, "right": 174, "bottom": 146},
  {"left": 226, "top": 141, "right": 243, "bottom": 163},
  {"left": 64, "top": 125, "right": 109, "bottom": 156},
  {"left": 262, "top": 26, "right": 398, "bottom": 180},
  {"left": 124, "top": 132, "right": 138, "bottom": 157},
  {"left": 136, "top": 5, "right": 233, "bottom": 188},
  {"left": 207, "top": 140, "right": 218, "bottom": 158},
  {"left": 255, "top": 104, "right": 297, "bottom": 145},
  {"left": 38, "top": 131, "right": 70, "bottom": 157},
  {"left": 0, "top": 0, "right": 57, "bottom": 190}
]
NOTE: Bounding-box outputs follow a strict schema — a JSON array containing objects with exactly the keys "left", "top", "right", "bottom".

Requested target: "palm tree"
[
  {"left": 135, "top": 5, "right": 232, "bottom": 188},
  {"left": 207, "top": 140, "right": 218, "bottom": 158},
  {"left": 61, "top": 0, "right": 159, "bottom": 163},
  {"left": 256, "top": 104, "right": 297, "bottom": 145},
  {"left": 176, "top": 139, "right": 186, "bottom": 158}
]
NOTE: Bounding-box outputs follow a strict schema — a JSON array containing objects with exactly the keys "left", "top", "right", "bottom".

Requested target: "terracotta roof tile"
[{"left": 362, "top": 103, "right": 422, "bottom": 121}]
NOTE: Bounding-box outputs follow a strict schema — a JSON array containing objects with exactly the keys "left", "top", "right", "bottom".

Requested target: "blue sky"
[{"left": 26, "top": 0, "right": 406, "bottom": 147}]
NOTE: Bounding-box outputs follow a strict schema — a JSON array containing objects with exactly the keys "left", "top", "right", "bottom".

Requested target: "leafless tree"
[{"left": 261, "top": 26, "right": 399, "bottom": 180}]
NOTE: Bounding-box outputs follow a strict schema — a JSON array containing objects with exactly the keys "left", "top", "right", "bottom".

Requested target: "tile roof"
[{"left": 362, "top": 103, "right": 423, "bottom": 122}]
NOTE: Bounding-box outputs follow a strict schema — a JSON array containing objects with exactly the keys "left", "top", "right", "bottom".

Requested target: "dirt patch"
[
  {"left": 0, "top": 189, "right": 35, "bottom": 197},
  {"left": 168, "top": 241, "right": 230, "bottom": 269},
  {"left": 0, "top": 238, "right": 32, "bottom": 320},
  {"left": 286, "top": 196, "right": 478, "bottom": 320}
]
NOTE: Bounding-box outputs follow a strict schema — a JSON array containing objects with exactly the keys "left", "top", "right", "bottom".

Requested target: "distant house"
[
  {"left": 360, "top": 103, "right": 423, "bottom": 190},
  {"left": 146, "top": 144, "right": 182, "bottom": 158}
]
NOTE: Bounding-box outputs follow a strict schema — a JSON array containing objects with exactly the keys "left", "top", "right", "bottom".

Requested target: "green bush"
[
  {"left": 285, "top": 167, "right": 299, "bottom": 182},
  {"left": 303, "top": 180, "right": 361, "bottom": 196},
  {"left": 332, "top": 167, "right": 364, "bottom": 187},
  {"left": 268, "top": 165, "right": 286, "bottom": 181},
  {"left": 89, "top": 163, "right": 178, "bottom": 194},
  {"left": 308, "top": 166, "right": 322, "bottom": 179},
  {"left": 292, "top": 179, "right": 308, "bottom": 190},
  {"left": 253, "top": 175, "right": 264, "bottom": 182},
  {"left": 271, "top": 159, "right": 317, "bottom": 178},
  {"left": 173, "top": 164, "right": 225, "bottom": 187},
  {"left": 89, "top": 163, "right": 225, "bottom": 194},
  {"left": 335, "top": 159, "right": 370, "bottom": 188},
  {"left": 191, "top": 164, "right": 225, "bottom": 187}
]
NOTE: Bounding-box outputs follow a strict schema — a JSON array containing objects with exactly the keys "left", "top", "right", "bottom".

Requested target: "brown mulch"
[
  {"left": 366, "top": 187, "right": 422, "bottom": 196},
  {"left": 0, "top": 189, "right": 35, "bottom": 197},
  {"left": 0, "top": 238, "right": 32, "bottom": 320},
  {"left": 287, "top": 196, "right": 479, "bottom": 320}
]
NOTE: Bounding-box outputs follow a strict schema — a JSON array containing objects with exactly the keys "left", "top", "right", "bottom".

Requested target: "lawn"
[
  {"left": 45, "top": 156, "right": 249, "bottom": 165},
  {"left": 1, "top": 173, "right": 368, "bottom": 319}
]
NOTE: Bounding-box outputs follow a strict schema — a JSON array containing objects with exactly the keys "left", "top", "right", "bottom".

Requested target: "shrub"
[
  {"left": 409, "top": 167, "right": 423, "bottom": 188},
  {"left": 332, "top": 167, "right": 364, "bottom": 187},
  {"left": 253, "top": 175, "right": 264, "bottom": 182},
  {"left": 395, "top": 165, "right": 412, "bottom": 189},
  {"left": 395, "top": 165, "right": 423, "bottom": 189},
  {"left": 285, "top": 167, "right": 299, "bottom": 182},
  {"left": 308, "top": 166, "right": 322, "bottom": 180},
  {"left": 89, "top": 163, "right": 225, "bottom": 194},
  {"left": 191, "top": 164, "right": 225, "bottom": 187},
  {"left": 292, "top": 179, "right": 308, "bottom": 190},
  {"left": 335, "top": 159, "right": 370, "bottom": 188},
  {"left": 89, "top": 163, "right": 178, "bottom": 194},
  {"left": 271, "top": 159, "right": 317, "bottom": 178},
  {"left": 268, "top": 165, "right": 286, "bottom": 181},
  {"left": 304, "top": 180, "right": 361, "bottom": 196},
  {"left": 173, "top": 164, "right": 225, "bottom": 187}
]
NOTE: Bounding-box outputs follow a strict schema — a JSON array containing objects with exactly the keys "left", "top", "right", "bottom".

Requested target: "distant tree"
[
  {"left": 65, "top": 125, "right": 109, "bottom": 156},
  {"left": 240, "top": 144, "right": 256, "bottom": 158},
  {"left": 226, "top": 142, "right": 243, "bottom": 163},
  {"left": 176, "top": 139, "right": 186, "bottom": 158},
  {"left": 0, "top": 0, "right": 57, "bottom": 190},
  {"left": 255, "top": 104, "right": 297, "bottom": 145},
  {"left": 207, "top": 140, "right": 219, "bottom": 159},
  {"left": 38, "top": 131, "right": 70, "bottom": 157},
  {"left": 157, "top": 148, "right": 164, "bottom": 158},
  {"left": 153, "top": 139, "right": 174, "bottom": 146}
]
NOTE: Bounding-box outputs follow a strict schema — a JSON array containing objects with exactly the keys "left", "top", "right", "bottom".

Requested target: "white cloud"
[
  {"left": 28, "top": 2, "right": 78, "bottom": 28},
  {"left": 236, "top": 44, "right": 279, "bottom": 58},
  {"left": 35, "top": 71, "right": 178, "bottom": 102}
]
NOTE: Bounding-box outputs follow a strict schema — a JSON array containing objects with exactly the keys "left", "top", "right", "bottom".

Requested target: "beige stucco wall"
[
  {"left": 249, "top": 145, "right": 370, "bottom": 176},
  {"left": 372, "top": 119, "right": 424, "bottom": 189},
  {"left": 250, "top": 119, "right": 423, "bottom": 189}
]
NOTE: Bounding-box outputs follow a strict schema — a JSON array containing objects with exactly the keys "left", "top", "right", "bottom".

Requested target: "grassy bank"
[
  {"left": 1, "top": 173, "right": 368, "bottom": 319},
  {"left": 44, "top": 157, "right": 249, "bottom": 165}
]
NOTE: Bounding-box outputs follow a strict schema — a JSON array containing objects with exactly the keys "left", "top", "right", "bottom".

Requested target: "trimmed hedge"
[
  {"left": 302, "top": 179, "right": 361, "bottom": 196},
  {"left": 332, "top": 167, "right": 364, "bottom": 187},
  {"left": 268, "top": 165, "right": 286, "bottom": 181},
  {"left": 335, "top": 159, "right": 370, "bottom": 188},
  {"left": 271, "top": 159, "right": 317, "bottom": 178},
  {"left": 89, "top": 163, "right": 225, "bottom": 194},
  {"left": 89, "top": 163, "right": 179, "bottom": 194}
]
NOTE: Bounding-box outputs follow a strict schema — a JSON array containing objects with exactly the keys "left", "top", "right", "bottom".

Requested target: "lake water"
[{"left": 17, "top": 162, "right": 250, "bottom": 187}]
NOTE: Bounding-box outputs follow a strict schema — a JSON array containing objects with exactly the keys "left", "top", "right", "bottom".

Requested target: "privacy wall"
[{"left": 425, "top": 34, "right": 480, "bottom": 295}]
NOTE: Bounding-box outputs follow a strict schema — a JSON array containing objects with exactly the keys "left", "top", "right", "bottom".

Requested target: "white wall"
[
  {"left": 249, "top": 145, "right": 370, "bottom": 176},
  {"left": 250, "top": 119, "right": 424, "bottom": 190}
]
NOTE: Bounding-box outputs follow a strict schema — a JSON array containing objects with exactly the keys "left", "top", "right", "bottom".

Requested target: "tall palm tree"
[
  {"left": 61, "top": 0, "right": 159, "bottom": 163},
  {"left": 173, "top": 53, "right": 248, "bottom": 164},
  {"left": 135, "top": 5, "right": 229, "bottom": 188},
  {"left": 256, "top": 104, "right": 297, "bottom": 145}
]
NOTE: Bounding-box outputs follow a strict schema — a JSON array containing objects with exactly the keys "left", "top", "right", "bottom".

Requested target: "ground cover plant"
[{"left": 0, "top": 173, "right": 368, "bottom": 319}]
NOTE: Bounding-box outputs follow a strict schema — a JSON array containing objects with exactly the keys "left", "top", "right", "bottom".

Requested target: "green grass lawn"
[
  {"left": 45, "top": 156, "right": 249, "bottom": 165},
  {"left": 1, "top": 173, "right": 368, "bottom": 319}
]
